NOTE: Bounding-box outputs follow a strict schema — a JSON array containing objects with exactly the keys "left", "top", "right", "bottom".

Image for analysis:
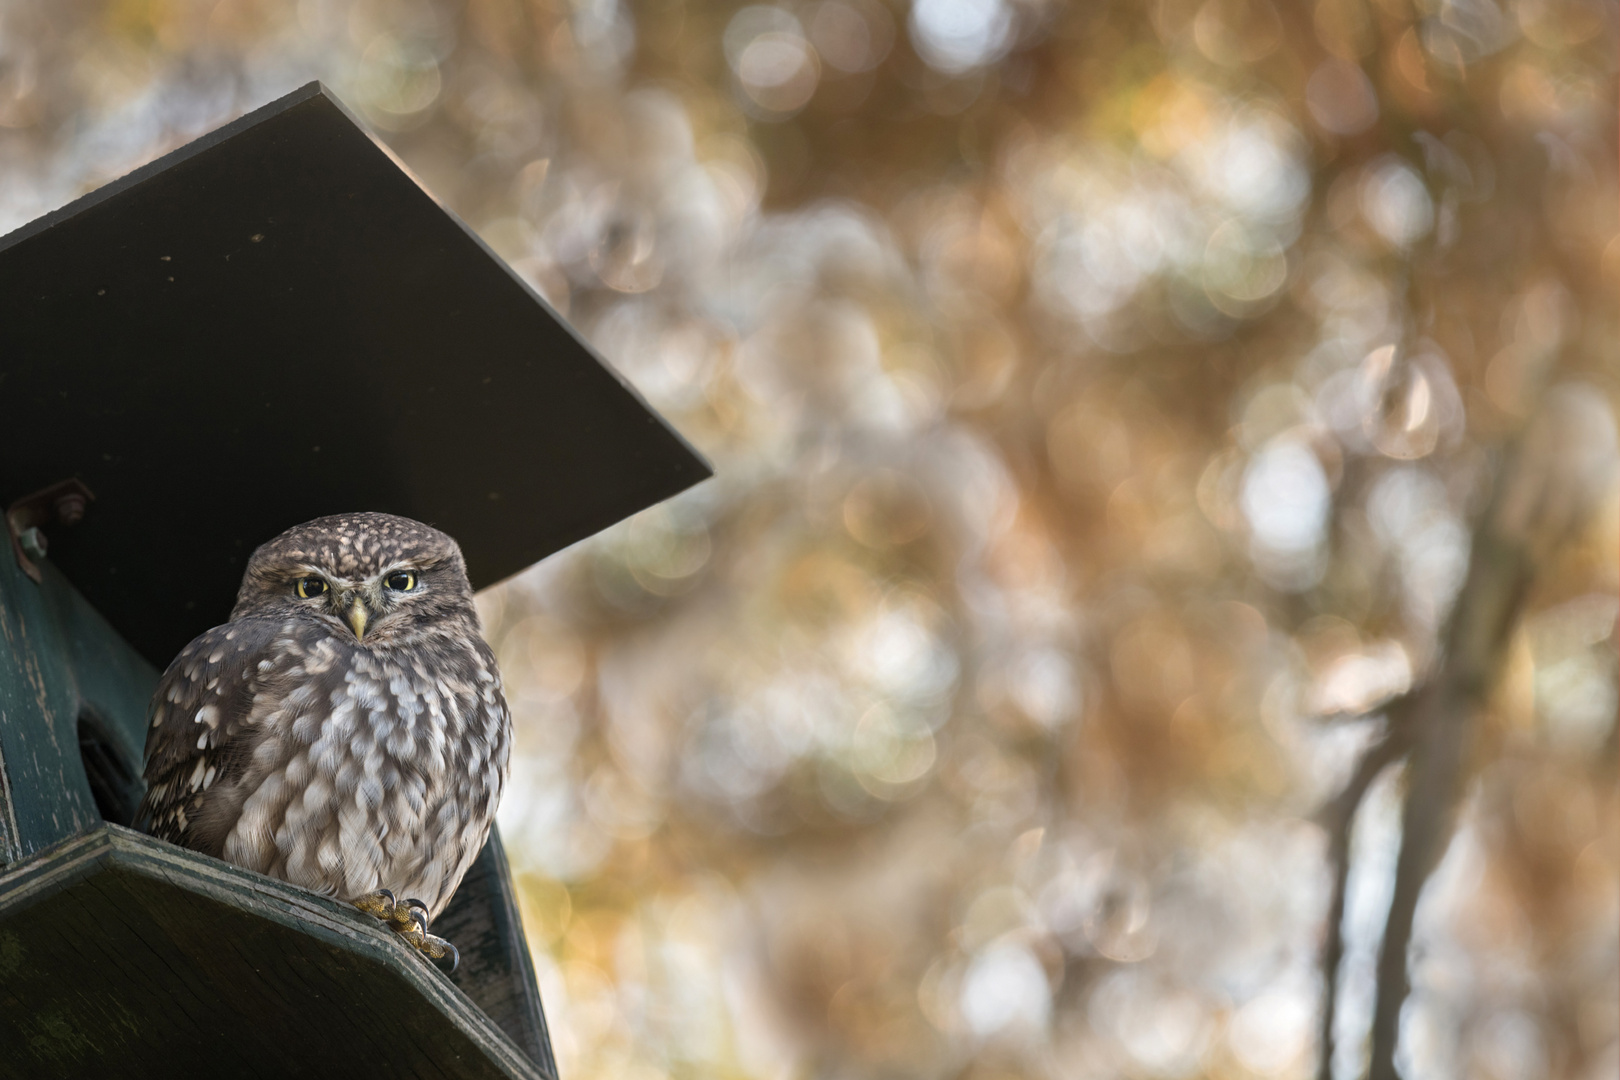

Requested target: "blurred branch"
[
  {"left": 1357, "top": 386, "right": 1618, "bottom": 1080},
  {"left": 1364, "top": 507, "right": 1529, "bottom": 1079},
  {"left": 1313, "top": 705, "right": 1414, "bottom": 1080}
]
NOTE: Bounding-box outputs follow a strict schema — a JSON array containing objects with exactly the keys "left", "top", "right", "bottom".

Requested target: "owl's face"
[{"left": 230, "top": 512, "right": 478, "bottom": 644}]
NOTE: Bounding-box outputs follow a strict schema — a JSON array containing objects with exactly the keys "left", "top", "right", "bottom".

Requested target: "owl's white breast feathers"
[{"left": 215, "top": 631, "right": 509, "bottom": 918}]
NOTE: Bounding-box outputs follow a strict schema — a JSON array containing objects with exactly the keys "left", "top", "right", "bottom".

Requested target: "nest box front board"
[{"left": 0, "top": 80, "right": 711, "bottom": 668}]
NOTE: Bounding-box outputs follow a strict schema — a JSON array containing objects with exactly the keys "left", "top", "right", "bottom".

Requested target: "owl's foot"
[
  {"left": 353, "top": 888, "right": 414, "bottom": 930},
  {"left": 354, "top": 889, "right": 460, "bottom": 972}
]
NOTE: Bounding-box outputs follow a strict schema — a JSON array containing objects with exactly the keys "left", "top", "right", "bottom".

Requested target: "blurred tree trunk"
[{"left": 1318, "top": 385, "right": 1618, "bottom": 1080}]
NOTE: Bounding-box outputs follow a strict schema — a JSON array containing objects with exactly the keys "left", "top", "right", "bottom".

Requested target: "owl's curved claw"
[
  {"left": 428, "top": 937, "right": 459, "bottom": 974},
  {"left": 356, "top": 889, "right": 425, "bottom": 938},
  {"left": 397, "top": 926, "right": 459, "bottom": 971},
  {"left": 354, "top": 889, "right": 403, "bottom": 923},
  {"left": 358, "top": 890, "right": 457, "bottom": 971},
  {"left": 404, "top": 898, "right": 431, "bottom": 932}
]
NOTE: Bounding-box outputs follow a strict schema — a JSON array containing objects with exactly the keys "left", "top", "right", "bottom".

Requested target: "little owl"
[{"left": 136, "top": 512, "right": 511, "bottom": 967}]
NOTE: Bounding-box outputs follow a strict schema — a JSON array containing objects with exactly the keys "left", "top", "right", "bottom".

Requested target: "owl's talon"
[
  {"left": 397, "top": 925, "right": 459, "bottom": 971},
  {"left": 356, "top": 889, "right": 422, "bottom": 933},
  {"left": 425, "top": 936, "right": 459, "bottom": 973},
  {"left": 358, "top": 889, "right": 458, "bottom": 971},
  {"left": 354, "top": 889, "right": 399, "bottom": 921}
]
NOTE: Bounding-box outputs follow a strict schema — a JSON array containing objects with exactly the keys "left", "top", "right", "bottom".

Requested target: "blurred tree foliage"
[{"left": 1, "top": 0, "right": 1615, "bottom": 1077}]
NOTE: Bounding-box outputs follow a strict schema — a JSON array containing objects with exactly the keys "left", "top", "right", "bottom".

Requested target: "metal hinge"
[{"left": 6, "top": 479, "right": 93, "bottom": 584}]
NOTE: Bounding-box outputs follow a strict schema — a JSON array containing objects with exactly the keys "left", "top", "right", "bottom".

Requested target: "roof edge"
[{"left": 0, "top": 81, "right": 328, "bottom": 257}]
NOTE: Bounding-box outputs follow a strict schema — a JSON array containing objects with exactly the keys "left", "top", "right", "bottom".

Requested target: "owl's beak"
[{"left": 345, "top": 595, "right": 370, "bottom": 640}]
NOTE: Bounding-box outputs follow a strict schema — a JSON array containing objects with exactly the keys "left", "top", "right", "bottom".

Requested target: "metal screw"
[
  {"left": 17, "top": 527, "right": 47, "bottom": 561},
  {"left": 54, "top": 493, "right": 87, "bottom": 525}
]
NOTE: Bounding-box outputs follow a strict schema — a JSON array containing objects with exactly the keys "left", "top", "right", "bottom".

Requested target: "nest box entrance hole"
[{"left": 77, "top": 707, "right": 140, "bottom": 827}]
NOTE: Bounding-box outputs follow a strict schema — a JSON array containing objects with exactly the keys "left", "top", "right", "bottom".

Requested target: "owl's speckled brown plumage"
[{"left": 136, "top": 512, "right": 510, "bottom": 927}]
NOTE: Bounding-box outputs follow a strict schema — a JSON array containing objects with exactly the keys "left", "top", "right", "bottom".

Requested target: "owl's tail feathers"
[{"left": 353, "top": 889, "right": 460, "bottom": 973}]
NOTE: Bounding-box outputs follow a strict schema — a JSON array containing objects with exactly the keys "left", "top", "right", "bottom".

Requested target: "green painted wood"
[
  {"left": 0, "top": 534, "right": 156, "bottom": 864},
  {"left": 0, "top": 824, "right": 554, "bottom": 1080}
]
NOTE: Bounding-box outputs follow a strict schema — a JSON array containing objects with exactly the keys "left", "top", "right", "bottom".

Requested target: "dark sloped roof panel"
[{"left": 0, "top": 82, "right": 710, "bottom": 665}]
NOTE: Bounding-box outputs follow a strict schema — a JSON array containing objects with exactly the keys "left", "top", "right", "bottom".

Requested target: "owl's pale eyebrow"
[{"left": 289, "top": 567, "right": 362, "bottom": 588}]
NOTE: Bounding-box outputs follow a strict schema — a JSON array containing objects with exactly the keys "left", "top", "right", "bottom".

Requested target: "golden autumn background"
[{"left": 2, "top": 0, "right": 1616, "bottom": 1077}]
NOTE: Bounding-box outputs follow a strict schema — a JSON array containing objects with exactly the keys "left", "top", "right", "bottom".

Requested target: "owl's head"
[{"left": 231, "top": 512, "right": 478, "bottom": 643}]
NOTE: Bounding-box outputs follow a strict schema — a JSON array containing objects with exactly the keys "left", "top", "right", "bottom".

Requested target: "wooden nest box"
[{"left": 0, "top": 83, "right": 709, "bottom": 1079}]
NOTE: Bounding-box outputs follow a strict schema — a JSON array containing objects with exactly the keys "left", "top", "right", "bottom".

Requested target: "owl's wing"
[{"left": 136, "top": 619, "right": 277, "bottom": 854}]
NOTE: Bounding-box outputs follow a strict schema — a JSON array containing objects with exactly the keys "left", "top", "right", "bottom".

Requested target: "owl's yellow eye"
[
  {"left": 384, "top": 571, "right": 417, "bottom": 592},
  {"left": 295, "top": 576, "right": 328, "bottom": 599}
]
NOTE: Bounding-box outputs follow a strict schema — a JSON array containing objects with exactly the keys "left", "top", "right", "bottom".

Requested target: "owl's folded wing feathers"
[{"left": 136, "top": 619, "right": 277, "bottom": 855}]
